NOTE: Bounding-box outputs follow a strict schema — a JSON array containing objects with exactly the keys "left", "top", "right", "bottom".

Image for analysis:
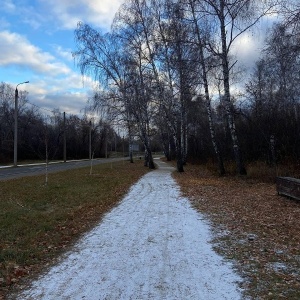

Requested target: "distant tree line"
[{"left": 0, "top": 81, "right": 132, "bottom": 164}]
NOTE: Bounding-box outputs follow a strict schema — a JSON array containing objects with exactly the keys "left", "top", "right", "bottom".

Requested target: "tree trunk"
[
  {"left": 162, "top": 136, "right": 171, "bottom": 161},
  {"left": 269, "top": 134, "right": 276, "bottom": 167},
  {"left": 201, "top": 55, "right": 226, "bottom": 176},
  {"left": 144, "top": 147, "right": 155, "bottom": 169},
  {"left": 177, "top": 153, "right": 184, "bottom": 172},
  {"left": 220, "top": 4, "right": 246, "bottom": 175},
  {"left": 144, "top": 149, "right": 148, "bottom": 167},
  {"left": 128, "top": 126, "right": 134, "bottom": 163},
  {"left": 206, "top": 99, "right": 226, "bottom": 175},
  {"left": 181, "top": 105, "right": 188, "bottom": 165},
  {"left": 144, "top": 137, "right": 155, "bottom": 169},
  {"left": 190, "top": 1, "right": 225, "bottom": 175},
  {"left": 148, "top": 150, "right": 155, "bottom": 169},
  {"left": 175, "top": 137, "right": 184, "bottom": 172}
]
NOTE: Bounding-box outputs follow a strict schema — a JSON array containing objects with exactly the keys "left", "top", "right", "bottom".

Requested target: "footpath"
[{"left": 15, "top": 158, "right": 242, "bottom": 300}]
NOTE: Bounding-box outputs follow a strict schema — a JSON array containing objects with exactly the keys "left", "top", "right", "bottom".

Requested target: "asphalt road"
[{"left": 0, "top": 158, "right": 126, "bottom": 181}]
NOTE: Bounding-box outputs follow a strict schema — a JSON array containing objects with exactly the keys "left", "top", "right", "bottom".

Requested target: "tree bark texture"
[{"left": 219, "top": 1, "right": 247, "bottom": 175}]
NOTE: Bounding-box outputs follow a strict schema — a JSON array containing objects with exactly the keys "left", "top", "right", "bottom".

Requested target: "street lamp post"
[{"left": 14, "top": 81, "right": 29, "bottom": 167}]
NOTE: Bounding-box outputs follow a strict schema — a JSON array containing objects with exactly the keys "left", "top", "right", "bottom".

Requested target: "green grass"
[{"left": 0, "top": 159, "right": 149, "bottom": 296}]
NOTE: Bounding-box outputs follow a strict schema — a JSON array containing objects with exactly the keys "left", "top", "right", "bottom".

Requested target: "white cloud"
[
  {"left": 41, "top": 0, "right": 124, "bottom": 30},
  {"left": 46, "top": 92, "right": 91, "bottom": 115},
  {"left": 24, "top": 73, "right": 98, "bottom": 114},
  {"left": 1, "top": 0, "right": 16, "bottom": 13},
  {"left": 0, "top": 31, "right": 70, "bottom": 75},
  {"left": 53, "top": 45, "right": 73, "bottom": 62},
  {"left": 0, "top": 0, "right": 114, "bottom": 115},
  {"left": 22, "top": 17, "right": 41, "bottom": 30},
  {"left": 0, "top": 30, "right": 97, "bottom": 114},
  {"left": 231, "top": 16, "right": 277, "bottom": 72},
  {"left": 0, "top": 17, "right": 10, "bottom": 29},
  {"left": 29, "top": 91, "right": 89, "bottom": 115},
  {"left": 232, "top": 33, "right": 264, "bottom": 69}
]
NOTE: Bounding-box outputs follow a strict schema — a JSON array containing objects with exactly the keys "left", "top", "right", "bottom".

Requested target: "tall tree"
[
  {"left": 115, "top": 0, "right": 199, "bottom": 171},
  {"left": 74, "top": 21, "right": 156, "bottom": 168},
  {"left": 199, "top": 0, "right": 277, "bottom": 175},
  {"left": 186, "top": 0, "right": 225, "bottom": 175}
]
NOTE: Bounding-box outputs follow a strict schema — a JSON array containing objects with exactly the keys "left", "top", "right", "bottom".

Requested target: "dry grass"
[
  {"left": 0, "top": 160, "right": 149, "bottom": 299},
  {"left": 173, "top": 162, "right": 300, "bottom": 299}
]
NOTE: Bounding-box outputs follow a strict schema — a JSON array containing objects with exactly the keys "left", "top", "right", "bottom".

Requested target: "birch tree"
[
  {"left": 244, "top": 20, "right": 300, "bottom": 163},
  {"left": 74, "top": 21, "right": 156, "bottom": 168},
  {"left": 185, "top": 0, "right": 225, "bottom": 175},
  {"left": 115, "top": 0, "right": 199, "bottom": 171},
  {"left": 198, "top": 0, "right": 278, "bottom": 175}
]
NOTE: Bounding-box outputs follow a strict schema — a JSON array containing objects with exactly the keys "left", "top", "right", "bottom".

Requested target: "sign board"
[{"left": 129, "top": 143, "right": 139, "bottom": 152}]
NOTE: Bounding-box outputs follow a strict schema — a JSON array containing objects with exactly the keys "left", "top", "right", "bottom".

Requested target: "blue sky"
[{"left": 0, "top": 0, "right": 124, "bottom": 115}]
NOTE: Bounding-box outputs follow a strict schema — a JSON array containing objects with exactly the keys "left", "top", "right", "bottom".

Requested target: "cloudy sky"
[
  {"left": 0, "top": 0, "right": 124, "bottom": 115},
  {"left": 0, "top": 0, "right": 278, "bottom": 116}
]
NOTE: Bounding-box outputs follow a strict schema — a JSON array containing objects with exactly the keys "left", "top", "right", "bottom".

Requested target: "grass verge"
[
  {"left": 0, "top": 160, "right": 149, "bottom": 299},
  {"left": 173, "top": 162, "right": 300, "bottom": 299}
]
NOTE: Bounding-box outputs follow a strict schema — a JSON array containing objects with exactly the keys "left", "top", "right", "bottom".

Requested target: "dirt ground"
[{"left": 173, "top": 163, "right": 300, "bottom": 299}]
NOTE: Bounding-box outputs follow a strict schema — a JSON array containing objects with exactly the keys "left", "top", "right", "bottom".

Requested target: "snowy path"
[{"left": 18, "top": 159, "right": 242, "bottom": 300}]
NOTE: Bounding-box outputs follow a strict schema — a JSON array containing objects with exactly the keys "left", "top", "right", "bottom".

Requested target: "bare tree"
[
  {"left": 281, "top": 0, "right": 300, "bottom": 32},
  {"left": 0, "top": 83, "right": 15, "bottom": 161},
  {"left": 244, "top": 20, "right": 300, "bottom": 163},
  {"left": 198, "top": 0, "right": 278, "bottom": 175},
  {"left": 115, "top": 0, "right": 200, "bottom": 171},
  {"left": 185, "top": 0, "right": 225, "bottom": 175}
]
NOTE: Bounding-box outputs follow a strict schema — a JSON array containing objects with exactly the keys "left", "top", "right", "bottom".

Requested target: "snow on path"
[{"left": 18, "top": 159, "right": 242, "bottom": 300}]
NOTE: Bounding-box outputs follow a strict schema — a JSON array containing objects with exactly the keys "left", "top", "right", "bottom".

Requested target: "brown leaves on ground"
[{"left": 173, "top": 164, "right": 300, "bottom": 299}]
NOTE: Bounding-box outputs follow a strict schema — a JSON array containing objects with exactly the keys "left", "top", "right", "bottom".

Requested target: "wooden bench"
[{"left": 276, "top": 177, "right": 300, "bottom": 201}]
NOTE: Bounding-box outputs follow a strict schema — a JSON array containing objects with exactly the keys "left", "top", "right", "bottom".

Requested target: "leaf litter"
[{"left": 173, "top": 163, "right": 300, "bottom": 299}]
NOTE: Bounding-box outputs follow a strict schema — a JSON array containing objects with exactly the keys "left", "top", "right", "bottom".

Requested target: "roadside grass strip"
[{"left": 0, "top": 160, "right": 148, "bottom": 297}]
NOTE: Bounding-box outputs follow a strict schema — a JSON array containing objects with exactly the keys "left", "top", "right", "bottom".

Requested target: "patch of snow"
[
  {"left": 266, "top": 262, "right": 288, "bottom": 273},
  {"left": 247, "top": 234, "right": 258, "bottom": 241},
  {"left": 18, "top": 159, "right": 243, "bottom": 300}
]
